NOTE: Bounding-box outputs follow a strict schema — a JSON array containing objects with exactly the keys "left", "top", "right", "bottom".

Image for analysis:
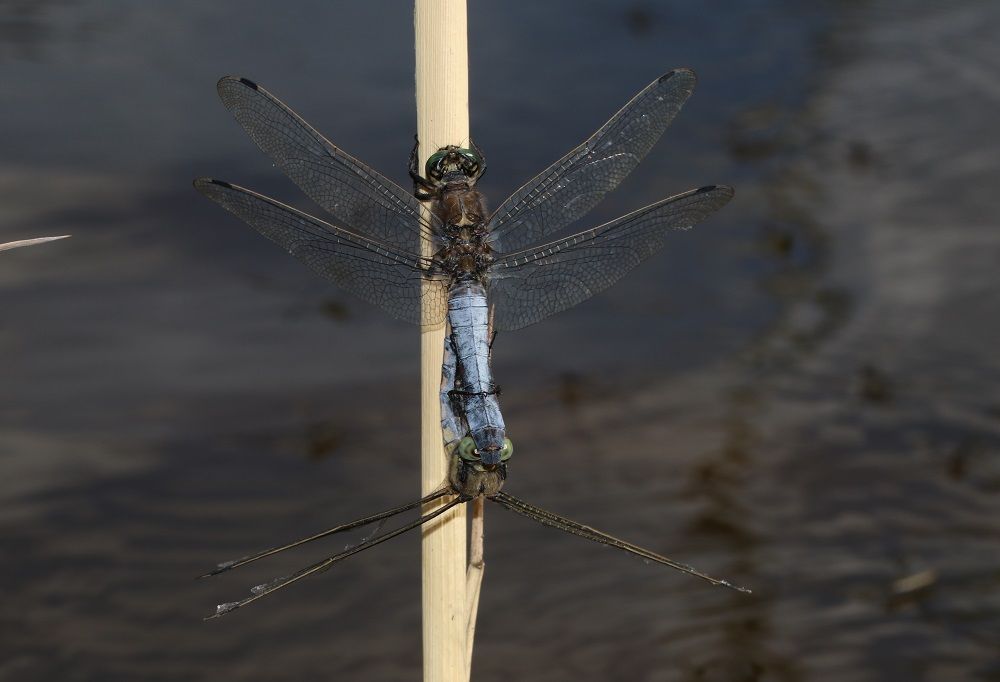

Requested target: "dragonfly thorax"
[
  {"left": 449, "top": 453, "right": 506, "bottom": 498},
  {"left": 438, "top": 239, "right": 493, "bottom": 278},
  {"left": 434, "top": 184, "right": 487, "bottom": 229}
]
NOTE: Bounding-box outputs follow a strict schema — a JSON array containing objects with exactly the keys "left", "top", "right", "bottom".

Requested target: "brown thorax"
[{"left": 448, "top": 452, "right": 507, "bottom": 498}]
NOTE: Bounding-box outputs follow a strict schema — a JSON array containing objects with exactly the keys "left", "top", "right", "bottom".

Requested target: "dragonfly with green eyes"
[{"left": 196, "top": 69, "right": 746, "bottom": 618}]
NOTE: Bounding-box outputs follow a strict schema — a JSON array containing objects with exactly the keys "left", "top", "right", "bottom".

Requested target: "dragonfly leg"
[
  {"left": 408, "top": 133, "right": 421, "bottom": 179},
  {"left": 409, "top": 134, "right": 438, "bottom": 198},
  {"left": 470, "top": 137, "right": 487, "bottom": 181}
]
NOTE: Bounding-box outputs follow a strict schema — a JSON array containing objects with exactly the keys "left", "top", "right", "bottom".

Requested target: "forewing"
[
  {"left": 216, "top": 76, "right": 438, "bottom": 250},
  {"left": 488, "top": 185, "right": 733, "bottom": 331},
  {"left": 195, "top": 178, "right": 447, "bottom": 326},
  {"left": 487, "top": 69, "right": 697, "bottom": 253}
]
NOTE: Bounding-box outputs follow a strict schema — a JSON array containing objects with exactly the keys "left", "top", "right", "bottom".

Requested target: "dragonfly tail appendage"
[
  {"left": 489, "top": 491, "right": 751, "bottom": 594},
  {"left": 200, "top": 487, "right": 450, "bottom": 579},
  {"left": 205, "top": 494, "right": 468, "bottom": 619}
]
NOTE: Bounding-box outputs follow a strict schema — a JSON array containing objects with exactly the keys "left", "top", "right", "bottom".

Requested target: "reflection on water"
[{"left": 2, "top": 1, "right": 999, "bottom": 680}]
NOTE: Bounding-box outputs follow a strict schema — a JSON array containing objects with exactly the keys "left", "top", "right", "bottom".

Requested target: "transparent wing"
[
  {"left": 216, "top": 76, "right": 439, "bottom": 250},
  {"left": 195, "top": 178, "right": 448, "bottom": 326},
  {"left": 487, "top": 185, "right": 733, "bottom": 331},
  {"left": 487, "top": 69, "right": 697, "bottom": 253}
]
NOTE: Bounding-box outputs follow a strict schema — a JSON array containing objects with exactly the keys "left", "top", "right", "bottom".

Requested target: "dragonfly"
[{"left": 196, "top": 69, "right": 745, "bottom": 618}]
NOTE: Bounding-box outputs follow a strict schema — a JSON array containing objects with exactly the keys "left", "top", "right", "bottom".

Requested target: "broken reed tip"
[{"left": 0, "top": 235, "right": 71, "bottom": 252}]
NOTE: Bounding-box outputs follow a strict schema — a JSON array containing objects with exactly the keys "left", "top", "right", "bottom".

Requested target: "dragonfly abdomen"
[{"left": 447, "top": 281, "right": 506, "bottom": 462}]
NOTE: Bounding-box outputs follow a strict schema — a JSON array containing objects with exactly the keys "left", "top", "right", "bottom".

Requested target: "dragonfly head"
[
  {"left": 450, "top": 437, "right": 511, "bottom": 497},
  {"left": 426, "top": 146, "right": 482, "bottom": 183},
  {"left": 458, "top": 434, "right": 513, "bottom": 470}
]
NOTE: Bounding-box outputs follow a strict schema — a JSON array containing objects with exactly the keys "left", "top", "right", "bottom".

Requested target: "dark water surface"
[{"left": 2, "top": 1, "right": 999, "bottom": 680}]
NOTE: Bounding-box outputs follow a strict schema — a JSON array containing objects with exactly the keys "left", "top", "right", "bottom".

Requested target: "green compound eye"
[
  {"left": 425, "top": 147, "right": 482, "bottom": 180},
  {"left": 425, "top": 150, "right": 450, "bottom": 179},
  {"left": 456, "top": 148, "right": 481, "bottom": 174},
  {"left": 457, "top": 435, "right": 478, "bottom": 461},
  {"left": 499, "top": 438, "right": 513, "bottom": 461}
]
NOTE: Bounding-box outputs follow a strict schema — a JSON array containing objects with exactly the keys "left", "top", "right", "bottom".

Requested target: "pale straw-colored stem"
[
  {"left": 465, "top": 497, "right": 485, "bottom": 676},
  {"left": 416, "top": 2, "right": 470, "bottom": 681}
]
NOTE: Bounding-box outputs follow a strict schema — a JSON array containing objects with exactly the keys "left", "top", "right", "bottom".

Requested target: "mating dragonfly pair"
[{"left": 196, "top": 68, "right": 746, "bottom": 617}]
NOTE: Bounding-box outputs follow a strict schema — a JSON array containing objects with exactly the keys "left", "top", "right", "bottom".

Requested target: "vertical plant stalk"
[
  {"left": 465, "top": 497, "right": 485, "bottom": 676},
  {"left": 415, "top": 1, "right": 470, "bottom": 681}
]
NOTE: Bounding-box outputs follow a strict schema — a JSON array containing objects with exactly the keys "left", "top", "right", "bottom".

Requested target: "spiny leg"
[
  {"left": 208, "top": 495, "right": 469, "bottom": 619},
  {"left": 201, "top": 487, "right": 449, "bottom": 578},
  {"left": 489, "top": 491, "right": 750, "bottom": 594},
  {"left": 407, "top": 134, "right": 421, "bottom": 183},
  {"left": 409, "top": 134, "right": 438, "bottom": 198},
  {"left": 470, "top": 137, "right": 487, "bottom": 181}
]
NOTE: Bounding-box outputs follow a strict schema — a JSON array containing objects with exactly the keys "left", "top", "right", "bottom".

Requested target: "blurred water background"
[{"left": 1, "top": 1, "right": 998, "bottom": 680}]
